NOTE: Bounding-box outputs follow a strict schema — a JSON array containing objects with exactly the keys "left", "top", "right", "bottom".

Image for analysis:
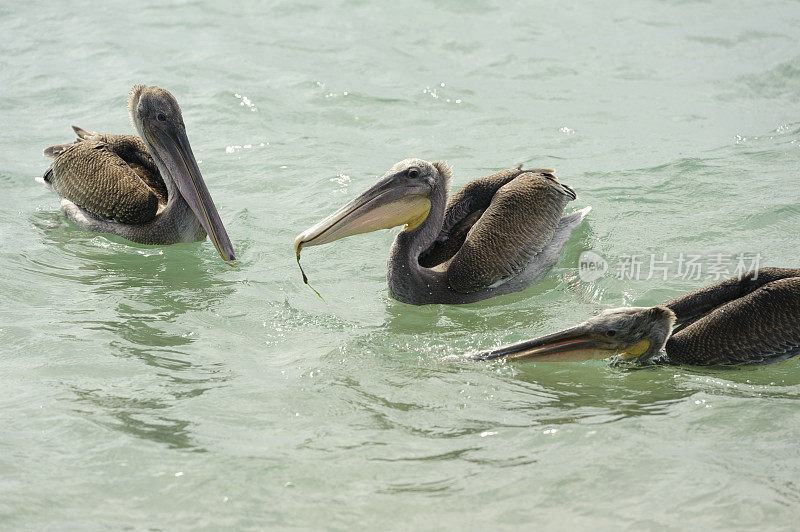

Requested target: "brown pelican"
[
  {"left": 467, "top": 268, "right": 800, "bottom": 365},
  {"left": 295, "top": 159, "right": 589, "bottom": 305},
  {"left": 41, "top": 85, "right": 235, "bottom": 262}
]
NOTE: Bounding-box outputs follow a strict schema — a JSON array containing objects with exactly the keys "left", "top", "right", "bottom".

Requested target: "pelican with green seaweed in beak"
[{"left": 295, "top": 159, "right": 589, "bottom": 305}]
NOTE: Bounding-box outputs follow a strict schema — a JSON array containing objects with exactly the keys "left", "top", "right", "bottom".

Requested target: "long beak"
[
  {"left": 295, "top": 175, "right": 430, "bottom": 252},
  {"left": 293, "top": 173, "right": 430, "bottom": 282},
  {"left": 469, "top": 324, "right": 617, "bottom": 362},
  {"left": 148, "top": 122, "right": 236, "bottom": 263}
]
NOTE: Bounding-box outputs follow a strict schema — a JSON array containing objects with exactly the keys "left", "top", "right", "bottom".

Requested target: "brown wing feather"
[
  {"left": 664, "top": 267, "right": 800, "bottom": 332},
  {"left": 420, "top": 166, "right": 541, "bottom": 267},
  {"left": 418, "top": 209, "right": 484, "bottom": 268},
  {"left": 99, "top": 134, "right": 167, "bottom": 203},
  {"left": 444, "top": 170, "right": 576, "bottom": 293},
  {"left": 46, "top": 134, "right": 166, "bottom": 225},
  {"left": 666, "top": 276, "right": 800, "bottom": 365}
]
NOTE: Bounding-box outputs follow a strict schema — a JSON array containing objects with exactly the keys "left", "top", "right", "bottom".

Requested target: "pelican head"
[
  {"left": 472, "top": 306, "right": 676, "bottom": 363},
  {"left": 294, "top": 158, "right": 450, "bottom": 256},
  {"left": 128, "top": 85, "right": 235, "bottom": 263}
]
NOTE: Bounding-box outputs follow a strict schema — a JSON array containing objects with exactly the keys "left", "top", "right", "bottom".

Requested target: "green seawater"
[{"left": 1, "top": 1, "right": 799, "bottom": 529}]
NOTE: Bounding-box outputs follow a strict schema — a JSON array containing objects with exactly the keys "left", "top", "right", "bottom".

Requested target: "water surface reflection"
[{"left": 30, "top": 225, "right": 237, "bottom": 451}]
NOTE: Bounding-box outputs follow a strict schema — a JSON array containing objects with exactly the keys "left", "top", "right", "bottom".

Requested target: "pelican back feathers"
[
  {"left": 43, "top": 129, "right": 167, "bottom": 225},
  {"left": 437, "top": 168, "right": 576, "bottom": 293},
  {"left": 666, "top": 274, "right": 800, "bottom": 365}
]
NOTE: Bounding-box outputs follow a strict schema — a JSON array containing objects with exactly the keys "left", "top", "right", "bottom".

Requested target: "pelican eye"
[
  {"left": 156, "top": 113, "right": 167, "bottom": 122},
  {"left": 606, "top": 330, "right": 617, "bottom": 337},
  {"left": 407, "top": 167, "right": 421, "bottom": 179}
]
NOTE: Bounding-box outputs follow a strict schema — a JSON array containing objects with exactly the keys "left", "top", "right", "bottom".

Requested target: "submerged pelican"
[
  {"left": 41, "top": 85, "right": 235, "bottom": 262},
  {"left": 295, "top": 159, "right": 589, "bottom": 305},
  {"left": 468, "top": 268, "right": 800, "bottom": 365}
]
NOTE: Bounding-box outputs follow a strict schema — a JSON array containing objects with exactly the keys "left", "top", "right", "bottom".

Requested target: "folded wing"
[
  {"left": 44, "top": 130, "right": 166, "bottom": 225},
  {"left": 664, "top": 267, "right": 800, "bottom": 333},
  {"left": 666, "top": 275, "right": 800, "bottom": 365},
  {"left": 420, "top": 167, "right": 576, "bottom": 294}
]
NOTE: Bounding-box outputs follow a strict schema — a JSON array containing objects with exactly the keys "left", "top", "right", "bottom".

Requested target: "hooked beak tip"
[
  {"left": 293, "top": 234, "right": 305, "bottom": 257},
  {"left": 214, "top": 246, "right": 236, "bottom": 265}
]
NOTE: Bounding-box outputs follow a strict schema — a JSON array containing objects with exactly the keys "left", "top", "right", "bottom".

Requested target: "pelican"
[
  {"left": 295, "top": 159, "right": 590, "bottom": 304},
  {"left": 467, "top": 268, "right": 800, "bottom": 365},
  {"left": 41, "top": 85, "right": 235, "bottom": 262}
]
